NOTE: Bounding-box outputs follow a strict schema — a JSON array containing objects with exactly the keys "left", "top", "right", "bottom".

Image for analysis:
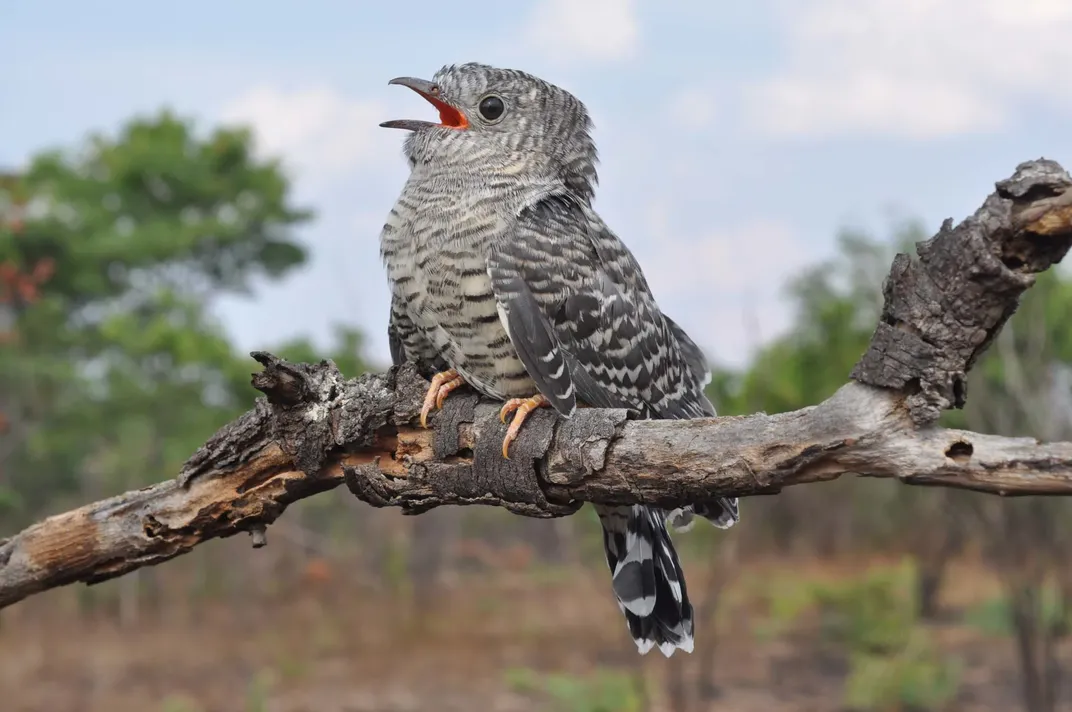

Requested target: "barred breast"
[{"left": 380, "top": 170, "right": 539, "bottom": 401}]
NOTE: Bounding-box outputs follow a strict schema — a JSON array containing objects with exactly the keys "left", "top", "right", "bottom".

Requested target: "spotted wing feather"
[
  {"left": 663, "top": 315, "right": 716, "bottom": 410},
  {"left": 488, "top": 270, "right": 577, "bottom": 417},
  {"left": 488, "top": 195, "right": 711, "bottom": 416}
]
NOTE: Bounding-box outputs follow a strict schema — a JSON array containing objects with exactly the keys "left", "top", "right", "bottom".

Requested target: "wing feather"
[
  {"left": 487, "top": 267, "right": 577, "bottom": 417},
  {"left": 663, "top": 315, "right": 717, "bottom": 417},
  {"left": 487, "top": 194, "right": 710, "bottom": 419}
]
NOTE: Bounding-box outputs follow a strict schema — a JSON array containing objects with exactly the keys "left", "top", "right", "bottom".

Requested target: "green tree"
[
  {"left": 0, "top": 110, "right": 313, "bottom": 523},
  {"left": 708, "top": 221, "right": 924, "bottom": 557},
  {"left": 710, "top": 217, "right": 1072, "bottom": 711},
  {"left": 954, "top": 270, "right": 1072, "bottom": 712}
]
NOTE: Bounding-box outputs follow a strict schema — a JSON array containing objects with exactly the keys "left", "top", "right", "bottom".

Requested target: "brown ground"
[{"left": 1, "top": 555, "right": 1069, "bottom": 712}]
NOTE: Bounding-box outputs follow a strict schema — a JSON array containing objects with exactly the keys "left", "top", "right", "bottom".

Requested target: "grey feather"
[
  {"left": 487, "top": 262, "right": 577, "bottom": 417},
  {"left": 664, "top": 314, "right": 715, "bottom": 396}
]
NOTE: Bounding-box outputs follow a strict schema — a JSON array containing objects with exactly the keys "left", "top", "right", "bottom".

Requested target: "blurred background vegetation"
[{"left": 2, "top": 111, "right": 1072, "bottom": 712}]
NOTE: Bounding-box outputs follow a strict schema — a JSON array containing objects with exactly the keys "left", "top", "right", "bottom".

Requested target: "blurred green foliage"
[
  {"left": 245, "top": 669, "right": 275, "bottom": 712},
  {"left": 0, "top": 110, "right": 371, "bottom": 529},
  {"left": 812, "top": 561, "right": 918, "bottom": 654},
  {"left": 707, "top": 223, "right": 921, "bottom": 417},
  {"left": 749, "top": 562, "right": 962, "bottom": 710},
  {"left": 843, "top": 633, "right": 962, "bottom": 712},
  {"left": 159, "top": 696, "right": 203, "bottom": 712},
  {"left": 963, "top": 589, "right": 1070, "bottom": 638},
  {"left": 824, "top": 567, "right": 961, "bottom": 710},
  {"left": 749, "top": 572, "right": 821, "bottom": 642},
  {"left": 505, "top": 667, "right": 643, "bottom": 712}
]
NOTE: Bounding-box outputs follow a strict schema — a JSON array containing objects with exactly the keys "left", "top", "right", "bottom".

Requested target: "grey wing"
[
  {"left": 663, "top": 315, "right": 717, "bottom": 417},
  {"left": 487, "top": 194, "right": 710, "bottom": 419},
  {"left": 387, "top": 291, "right": 445, "bottom": 376},
  {"left": 490, "top": 269, "right": 578, "bottom": 417}
]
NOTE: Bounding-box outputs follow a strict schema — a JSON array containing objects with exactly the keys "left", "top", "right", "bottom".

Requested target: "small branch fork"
[{"left": 1, "top": 159, "right": 1072, "bottom": 610}]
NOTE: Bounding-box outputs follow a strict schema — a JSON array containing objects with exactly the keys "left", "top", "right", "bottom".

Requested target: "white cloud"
[
  {"left": 750, "top": 0, "right": 1072, "bottom": 139},
  {"left": 219, "top": 85, "right": 391, "bottom": 185},
  {"left": 637, "top": 204, "right": 811, "bottom": 367},
  {"left": 641, "top": 208, "right": 808, "bottom": 297},
  {"left": 665, "top": 88, "right": 717, "bottom": 131},
  {"left": 523, "top": 0, "right": 641, "bottom": 65}
]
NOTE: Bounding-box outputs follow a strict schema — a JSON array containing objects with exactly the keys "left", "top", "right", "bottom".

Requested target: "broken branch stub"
[{"left": 851, "top": 159, "right": 1072, "bottom": 424}]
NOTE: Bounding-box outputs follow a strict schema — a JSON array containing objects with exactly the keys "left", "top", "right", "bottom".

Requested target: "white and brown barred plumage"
[{"left": 378, "top": 63, "right": 739, "bottom": 657}]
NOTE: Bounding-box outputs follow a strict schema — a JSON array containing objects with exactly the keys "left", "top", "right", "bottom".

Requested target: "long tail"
[{"left": 596, "top": 504, "right": 694, "bottom": 657}]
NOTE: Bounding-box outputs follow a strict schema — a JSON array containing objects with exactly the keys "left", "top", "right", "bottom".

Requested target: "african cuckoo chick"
[{"left": 378, "top": 62, "right": 739, "bottom": 657}]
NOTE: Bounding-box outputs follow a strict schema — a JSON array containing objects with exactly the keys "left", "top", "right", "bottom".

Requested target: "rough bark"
[
  {"left": 851, "top": 159, "right": 1072, "bottom": 419},
  {"left": 1, "top": 158, "right": 1071, "bottom": 611}
]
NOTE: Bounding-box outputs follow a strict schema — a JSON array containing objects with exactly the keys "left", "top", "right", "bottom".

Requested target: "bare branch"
[{"left": 1, "top": 158, "right": 1072, "bottom": 611}]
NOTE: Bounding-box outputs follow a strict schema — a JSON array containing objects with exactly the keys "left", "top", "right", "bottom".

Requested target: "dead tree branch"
[{"left": 1, "top": 159, "right": 1072, "bottom": 610}]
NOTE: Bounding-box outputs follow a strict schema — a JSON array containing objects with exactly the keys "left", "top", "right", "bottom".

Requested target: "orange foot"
[
  {"left": 498, "top": 394, "right": 551, "bottom": 459},
  {"left": 420, "top": 369, "right": 467, "bottom": 428}
]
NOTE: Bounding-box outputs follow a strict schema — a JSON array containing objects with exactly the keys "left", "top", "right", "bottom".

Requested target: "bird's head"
[{"left": 381, "top": 63, "right": 598, "bottom": 200}]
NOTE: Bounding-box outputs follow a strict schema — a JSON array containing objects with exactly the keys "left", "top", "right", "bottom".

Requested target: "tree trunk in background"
[
  {"left": 974, "top": 495, "right": 1064, "bottom": 712},
  {"left": 910, "top": 489, "right": 965, "bottom": 621},
  {"left": 764, "top": 494, "right": 799, "bottom": 556},
  {"left": 1009, "top": 576, "right": 1060, "bottom": 712},
  {"left": 1005, "top": 502, "right": 1062, "bottom": 712},
  {"left": 408, "top": 506, "right": 461, "bottom": 612},
  {"left": 695, "top": 533, "right": 738, "bottom": 703},
  {"left": 553, "top": 516, "right": 579, "bottom": 567},
  {"left": 916, "top": 551, "right": 948, "bottom": 621},
  {"left": 665, "top": 655, "right": 688, "bottom": 712},
  {"left": 518, "top": 517, "right": 572, "bottom": 565},
  {"left": 359, "top": 506, "right": 405, "bottom": 589},
  {"left": 117, "top": 568, "right": 140, "bottom": 629}
]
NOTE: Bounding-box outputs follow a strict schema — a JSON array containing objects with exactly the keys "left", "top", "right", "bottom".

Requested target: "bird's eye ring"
[{"left": 478, "top": 94, "right": 506, "bottom": 123}]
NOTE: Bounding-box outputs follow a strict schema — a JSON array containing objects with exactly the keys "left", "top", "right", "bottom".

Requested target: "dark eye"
[{"left": 478, "top": 95, "right": 505, "bottom": 122}]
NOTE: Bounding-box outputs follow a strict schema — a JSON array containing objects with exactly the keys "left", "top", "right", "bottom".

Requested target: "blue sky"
[{"left": 5, "top": 0, "right": 1072, "bottom": 369}]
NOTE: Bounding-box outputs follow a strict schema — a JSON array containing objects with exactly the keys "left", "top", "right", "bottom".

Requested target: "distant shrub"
[
  {"left": 245, "top": 668, "right": 275, "bottom": 712},
  {"left": 963, "top": 588, "right": 1069, "bottom": 637},
  {"left": 811, "top": 562, "right": 917, "bottom": 654},
  {"left": 750, "top": 572, "right": 819, "bottom": 642},
  {"left": 505, "top": 667, "right": 643, "bottom": 712},
  {"left": 159, "top": 695, "right": 203, "bottom": 712},
  {"left": 843, "top": 630, "right": 961, "bottom": 711},
  {"left": 752, "top": 560, "right": 962, "bottom": 711}
]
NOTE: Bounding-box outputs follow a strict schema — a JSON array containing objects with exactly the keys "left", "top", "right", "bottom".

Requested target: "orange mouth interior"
[{"left": 424, "top": 94, "right": 468, "bottom": 129}]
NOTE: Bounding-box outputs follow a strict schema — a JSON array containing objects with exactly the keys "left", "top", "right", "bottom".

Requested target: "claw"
[
  {"left": 498, "top": 394, "right": 551, "bottom": 459},
  {"left": 436, "top": 376, "right": 465, "bottom": 409},
  {"left": 420, "top": 369, "right": 465, "bottom": 428}
]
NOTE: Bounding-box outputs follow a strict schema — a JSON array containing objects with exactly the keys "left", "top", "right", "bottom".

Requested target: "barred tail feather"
[
  {"left": 667, "top": 497, "right": 740, "bottom": 533},
  {"left": 597, "top": 504, "right": 694, "bottom": 657}
]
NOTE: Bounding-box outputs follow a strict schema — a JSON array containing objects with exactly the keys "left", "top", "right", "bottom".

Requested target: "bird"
[{"left": 377, "top": 62, "right": 740, "bottom": 657}]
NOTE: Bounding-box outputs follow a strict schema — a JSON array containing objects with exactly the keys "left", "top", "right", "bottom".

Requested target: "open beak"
[{"left": 380, "top": 77, "right": 469, "bottom": 131}]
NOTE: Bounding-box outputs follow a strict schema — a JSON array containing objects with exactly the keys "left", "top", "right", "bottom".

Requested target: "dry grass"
[{"left": 0, "top": 553, "right": 1065, "bottom": 712}]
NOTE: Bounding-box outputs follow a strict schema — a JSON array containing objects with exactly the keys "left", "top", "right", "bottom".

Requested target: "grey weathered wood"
[
  {"left": 850, "top": 158, "right": 1072, "bottom": 422},
  {"left": 1, "top": 158, "right": 1072, "bottom": 611}
]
